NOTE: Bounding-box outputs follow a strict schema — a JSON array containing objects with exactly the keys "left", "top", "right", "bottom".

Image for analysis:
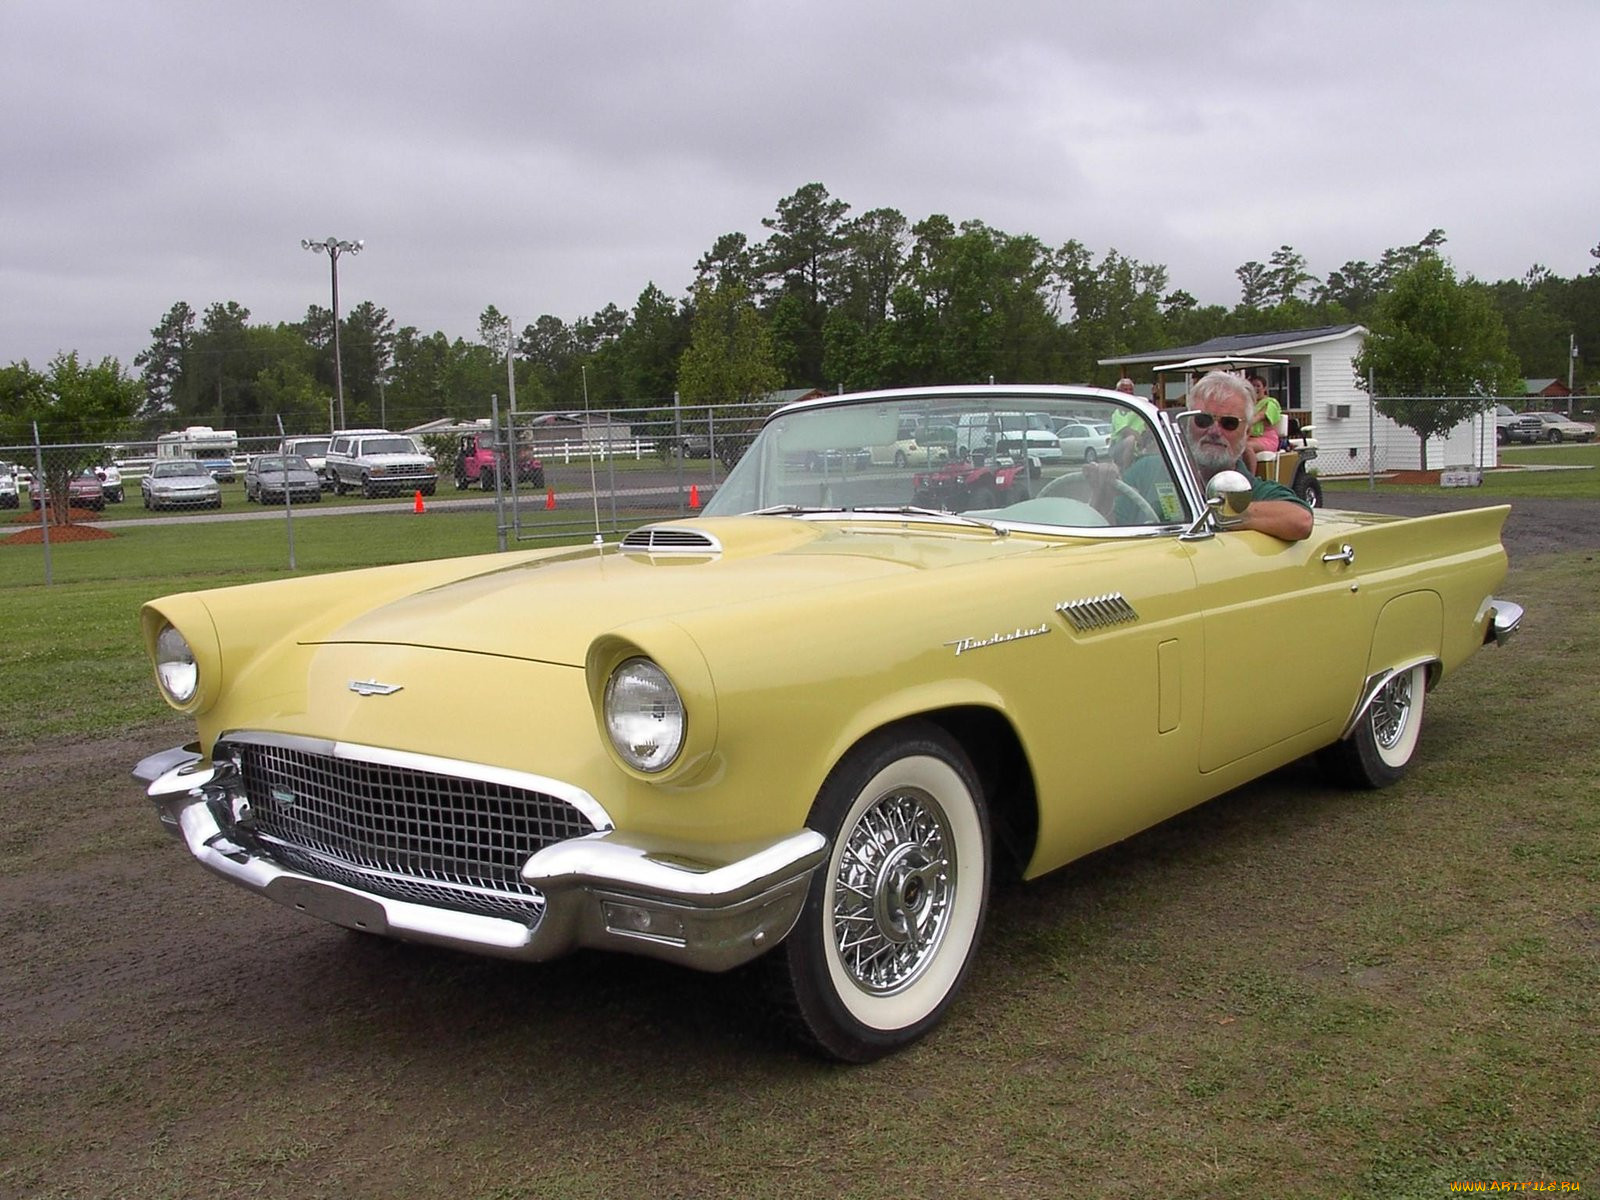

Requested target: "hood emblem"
[{"left": 349, "top": 679, "right": 404, "bottom": 696}]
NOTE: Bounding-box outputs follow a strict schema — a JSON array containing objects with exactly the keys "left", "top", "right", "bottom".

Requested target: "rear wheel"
[
  {"left": 771, "top": 722, "right": 990, "bottom": 1063},
  {"left": 1317, "top": 664, "right": 1427, "bottom": 789}
]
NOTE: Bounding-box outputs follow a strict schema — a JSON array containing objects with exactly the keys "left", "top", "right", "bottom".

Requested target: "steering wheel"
[{"left": 1040, "top": 468, "right": 1160, "bottom": 524}]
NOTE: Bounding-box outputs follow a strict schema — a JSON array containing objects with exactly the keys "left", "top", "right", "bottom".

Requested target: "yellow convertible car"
[{"left": 133, "top": 385, "right": 1522, "bottom": 1062}]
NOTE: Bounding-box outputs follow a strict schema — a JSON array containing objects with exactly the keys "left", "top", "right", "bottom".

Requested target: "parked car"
[
  {"left": 663, "top": 433, "right": 712, "bottom": 459},
  {"left": 1053, "top": 420, "right": 1113, "bottom": 463},
  {"left": 31, "top": 470, "right": 105, "bottom": 511},
  {"left": 95, "top": 463, "right": 125, "bottom": 503},
  {"left": 141, "top": 460, "right": 222, "bottom": 510},
  {"left": 454, "top": 430, "right": 545, "bottom": 490},
  {"left": 869, "top": 420, "right": 945, "bottom": 468},
  {"left": 0, "top": 467, "right": 17, "bottom": 509},
  {"left": 279, "top": 436, "right": 334, "bottom": 489},
  {"left": 132, "top": 383, "right": 1521, "bottom": 1063},
  {"left": 1525, "top": 411, "right": 1595, "bottom": 443},
  {"left": 244, "top": 454, "right": 323, "bottom": 504},
  {"left": 1494, "top": 405, "right": 1542, "bottom": 445},
  {"left": 324, "top": 429, "right": 438, "bottom": 498}
]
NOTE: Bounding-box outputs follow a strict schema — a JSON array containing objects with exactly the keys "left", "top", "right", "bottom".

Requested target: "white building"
[{"left": 1102, "top": 324, "right": 1498, "bottom": 474}]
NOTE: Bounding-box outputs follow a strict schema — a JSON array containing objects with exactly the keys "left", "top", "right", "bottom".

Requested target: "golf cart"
[{"left": 1151, "top": 355, "right": 1324, "bottom": 508}]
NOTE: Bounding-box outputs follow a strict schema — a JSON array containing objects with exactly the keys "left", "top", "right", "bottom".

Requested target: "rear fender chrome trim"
[{"left": 1339, "top": 657, "right": 1437, "bottom": 741}]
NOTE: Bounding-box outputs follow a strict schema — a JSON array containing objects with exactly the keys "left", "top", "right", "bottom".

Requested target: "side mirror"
[
  {"left": 1207, "top": 469, "right": 1254, "bottom": 517},
  {"left": 1181, "top": 469, "right": 1254, "bottom": 540}
]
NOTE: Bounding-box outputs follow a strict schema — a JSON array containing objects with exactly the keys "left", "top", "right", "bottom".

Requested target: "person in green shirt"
[{"left": 1246, "top": 373, "right": 1283, "bottom": 457}]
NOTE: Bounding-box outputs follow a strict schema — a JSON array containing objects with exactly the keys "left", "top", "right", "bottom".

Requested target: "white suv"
[{"left": 324, "top": 429, "right": 438, "bottom": 498}]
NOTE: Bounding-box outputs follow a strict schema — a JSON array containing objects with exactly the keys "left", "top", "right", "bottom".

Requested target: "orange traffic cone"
[
  {"left": 689, "top": 484, "right": 700, "bottom": 509},
  {"left": 545, "top": 489, "right": 556, "bottom": 510},
  {"left": 414, "top": 490, "right": 425, "bottom": 513}
]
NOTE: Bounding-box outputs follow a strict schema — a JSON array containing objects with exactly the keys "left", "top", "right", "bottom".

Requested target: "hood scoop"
[{"left": 620, "top": 526, "right": 723, "bottom": 556}]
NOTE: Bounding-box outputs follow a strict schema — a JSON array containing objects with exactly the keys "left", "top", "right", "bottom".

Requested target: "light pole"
[{"left": 300, "top": 236, "right": 363, "bottom": 429}]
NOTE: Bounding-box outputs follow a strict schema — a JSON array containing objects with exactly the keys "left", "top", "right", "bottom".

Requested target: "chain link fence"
[
  {"left": 2, "top": 400, "right": 784, "bottom": 582},
  {"left": 10, "top": 392, "right": 1577, "bottom": 582}
]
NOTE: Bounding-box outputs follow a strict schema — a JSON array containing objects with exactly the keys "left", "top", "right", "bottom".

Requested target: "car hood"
[
  {"left": 307, "top": 516, "right": 1045, "bottom": 666},
  {"left": 154, "top": 476, "right": 215, "bottom": 487}
]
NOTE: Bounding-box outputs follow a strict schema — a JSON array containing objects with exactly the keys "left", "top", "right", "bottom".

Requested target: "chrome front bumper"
[{"left": 133, "top": 745, "right": 826, "bottom": 973}]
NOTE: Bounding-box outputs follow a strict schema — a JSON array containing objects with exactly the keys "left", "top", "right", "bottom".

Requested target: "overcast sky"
[{"left": 4, "top": 0, "right": 1596, "bottom": 374}]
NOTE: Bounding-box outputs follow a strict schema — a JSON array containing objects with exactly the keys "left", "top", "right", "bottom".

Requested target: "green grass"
[
  {"left": 1326, "top": 442, "right": 1600, "bottom": 500},
  {"left": 0, "top": 511, "right": 618, "bottom": 741},
  {"left": 2, "top": 510, "right": 1597, "bottom": 1197}
]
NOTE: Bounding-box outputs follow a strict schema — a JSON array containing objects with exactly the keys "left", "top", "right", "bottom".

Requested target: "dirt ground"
[{"left": 2, "top": 490, "right": 1595, "bottom": 1198}]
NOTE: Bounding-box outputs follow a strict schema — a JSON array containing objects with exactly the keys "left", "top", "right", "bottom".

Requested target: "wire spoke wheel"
[
  {"left": 831, "top": 788, "right": 954, "bottom": 996},
  {"left": 1317, "top": 663, "right": 1428, "bottom": 789},
  {"left": 773, "top": 721, "right": 989, "bottom": 1062}
]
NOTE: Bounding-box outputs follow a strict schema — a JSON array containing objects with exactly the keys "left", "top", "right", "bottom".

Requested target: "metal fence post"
[
  {"left": 274, "top": 415, "right": 297, "bottom": 570},
  {"left": 1367, "top": 369, "right": 1376, "bottom": 490},
  {"left": 491, "top": 394, "right": 507, "bottom": 553},
  {"left": 32, "top": 422, "right": 52, "bottom": 585}
]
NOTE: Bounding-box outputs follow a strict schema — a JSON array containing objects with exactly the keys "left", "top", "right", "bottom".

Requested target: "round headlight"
[
  {"left": 155, "top": 624, "right": 199, "bottom": 705},
  {"left": 604, "top": 658, "right": 685, "bottom": 772}
]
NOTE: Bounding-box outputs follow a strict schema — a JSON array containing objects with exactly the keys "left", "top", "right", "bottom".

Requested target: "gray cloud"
[{"left": 3, "top": 0, "right": 1595, "bottom": 370}]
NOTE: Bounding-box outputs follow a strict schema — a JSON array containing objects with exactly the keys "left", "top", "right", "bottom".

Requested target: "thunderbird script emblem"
[{"left": 348, "top": 679, "right": 404, "bottom": 696}]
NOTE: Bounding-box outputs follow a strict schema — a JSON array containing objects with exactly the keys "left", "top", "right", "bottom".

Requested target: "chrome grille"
[{"left": 225, "top": 740, "right": 600, "bottom": 922}]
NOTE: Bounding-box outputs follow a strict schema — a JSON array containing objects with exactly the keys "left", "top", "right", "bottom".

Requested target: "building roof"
[
  {"left": 1524, "top": 378, "right": 1570, "bottom": 395},
  {"left": 1100, "top": 324, "right": 1366, "bottom": 367}
]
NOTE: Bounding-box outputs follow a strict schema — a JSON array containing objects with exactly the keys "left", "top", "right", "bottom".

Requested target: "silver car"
[{"left": 142, "top": 460, "right": 222, "bottom": 510}]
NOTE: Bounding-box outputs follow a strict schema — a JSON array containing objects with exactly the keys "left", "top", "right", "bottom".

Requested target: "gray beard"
[{"left": 1190, "top": 439, "right": 1236, "bottom": 474}]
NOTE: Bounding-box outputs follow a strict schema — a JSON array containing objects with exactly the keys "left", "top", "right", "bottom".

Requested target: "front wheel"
[
  {"left": 773, "top": 722, "right": 990, "bottom": 1062},
  {"left": 1299, "top": 476, "right": 1324, "bottom": 508},
  {"left": 1317, "top": 664, "right": 1427, "bottom": 789}
]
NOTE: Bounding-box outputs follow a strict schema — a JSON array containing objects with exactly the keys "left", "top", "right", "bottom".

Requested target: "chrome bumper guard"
[
  {"left": 1481, "top": 597, "right": 1524, "bottom": 646},
  {"left": 133, "top": 745, "right": 827, "bottom": 973}
]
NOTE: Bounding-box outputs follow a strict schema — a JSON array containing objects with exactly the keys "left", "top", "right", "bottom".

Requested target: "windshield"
[
  {"left": 362, "top": 437, "right": 420, "bottom": 455},
  {"left": 153, "top": 462, "right": 210, "bottom": 478},
  {"left": 289, "top": 440, "right": 329, "bottom": 456},
  {"left": 701, "top": 391, "right": 1193, "bottom": 531}
]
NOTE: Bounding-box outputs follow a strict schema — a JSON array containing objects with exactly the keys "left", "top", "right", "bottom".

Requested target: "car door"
[
  {"left": 1186, "top": 527, "right": 1374, "bottom": 773},
  {"left": 1021, "top": 535, "right": 1209, "bottom": 873}
]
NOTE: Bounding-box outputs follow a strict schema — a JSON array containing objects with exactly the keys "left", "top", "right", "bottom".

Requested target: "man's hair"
[{"left": 1190, "top": 370, "right": 1253, "bottom": 412}]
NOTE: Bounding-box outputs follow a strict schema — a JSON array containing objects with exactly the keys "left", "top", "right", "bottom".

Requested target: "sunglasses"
[{"left": 1191, "top": 413, "right": 1243, "bottom": 431}]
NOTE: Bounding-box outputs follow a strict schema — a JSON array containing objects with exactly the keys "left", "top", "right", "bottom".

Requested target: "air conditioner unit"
[{"left": 1325, "top": 403, "right": 1352, "bottom": 420}]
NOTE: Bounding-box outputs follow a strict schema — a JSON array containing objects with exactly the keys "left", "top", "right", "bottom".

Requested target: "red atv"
[
  {"left": 911, "top": 451, "right": 1030, "bottom": 512},
  {"left": 454, "top": 431, "right": 545, "bottom": 491}
]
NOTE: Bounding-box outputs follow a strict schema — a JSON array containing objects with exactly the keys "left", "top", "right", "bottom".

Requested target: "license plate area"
[{"left": 265, "top": 877, "right": 390, "bottom": 934}]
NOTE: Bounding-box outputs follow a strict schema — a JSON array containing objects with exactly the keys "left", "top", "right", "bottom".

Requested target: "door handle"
[{"left": 1322, "top": 543, "right": 1355, "bottom": 565}]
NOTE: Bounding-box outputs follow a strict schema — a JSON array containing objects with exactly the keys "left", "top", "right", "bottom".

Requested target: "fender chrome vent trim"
[
  {"left": 620, "top": 527, "right": 723, "bottom": 555},
  {"left": 1056, "top": 593, "right": 1139, "bottom": 632}
]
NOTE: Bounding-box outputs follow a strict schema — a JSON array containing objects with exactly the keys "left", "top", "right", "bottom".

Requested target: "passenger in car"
[{"left": 1090, "top": 371, "right": 1313, "bottom": 541}]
